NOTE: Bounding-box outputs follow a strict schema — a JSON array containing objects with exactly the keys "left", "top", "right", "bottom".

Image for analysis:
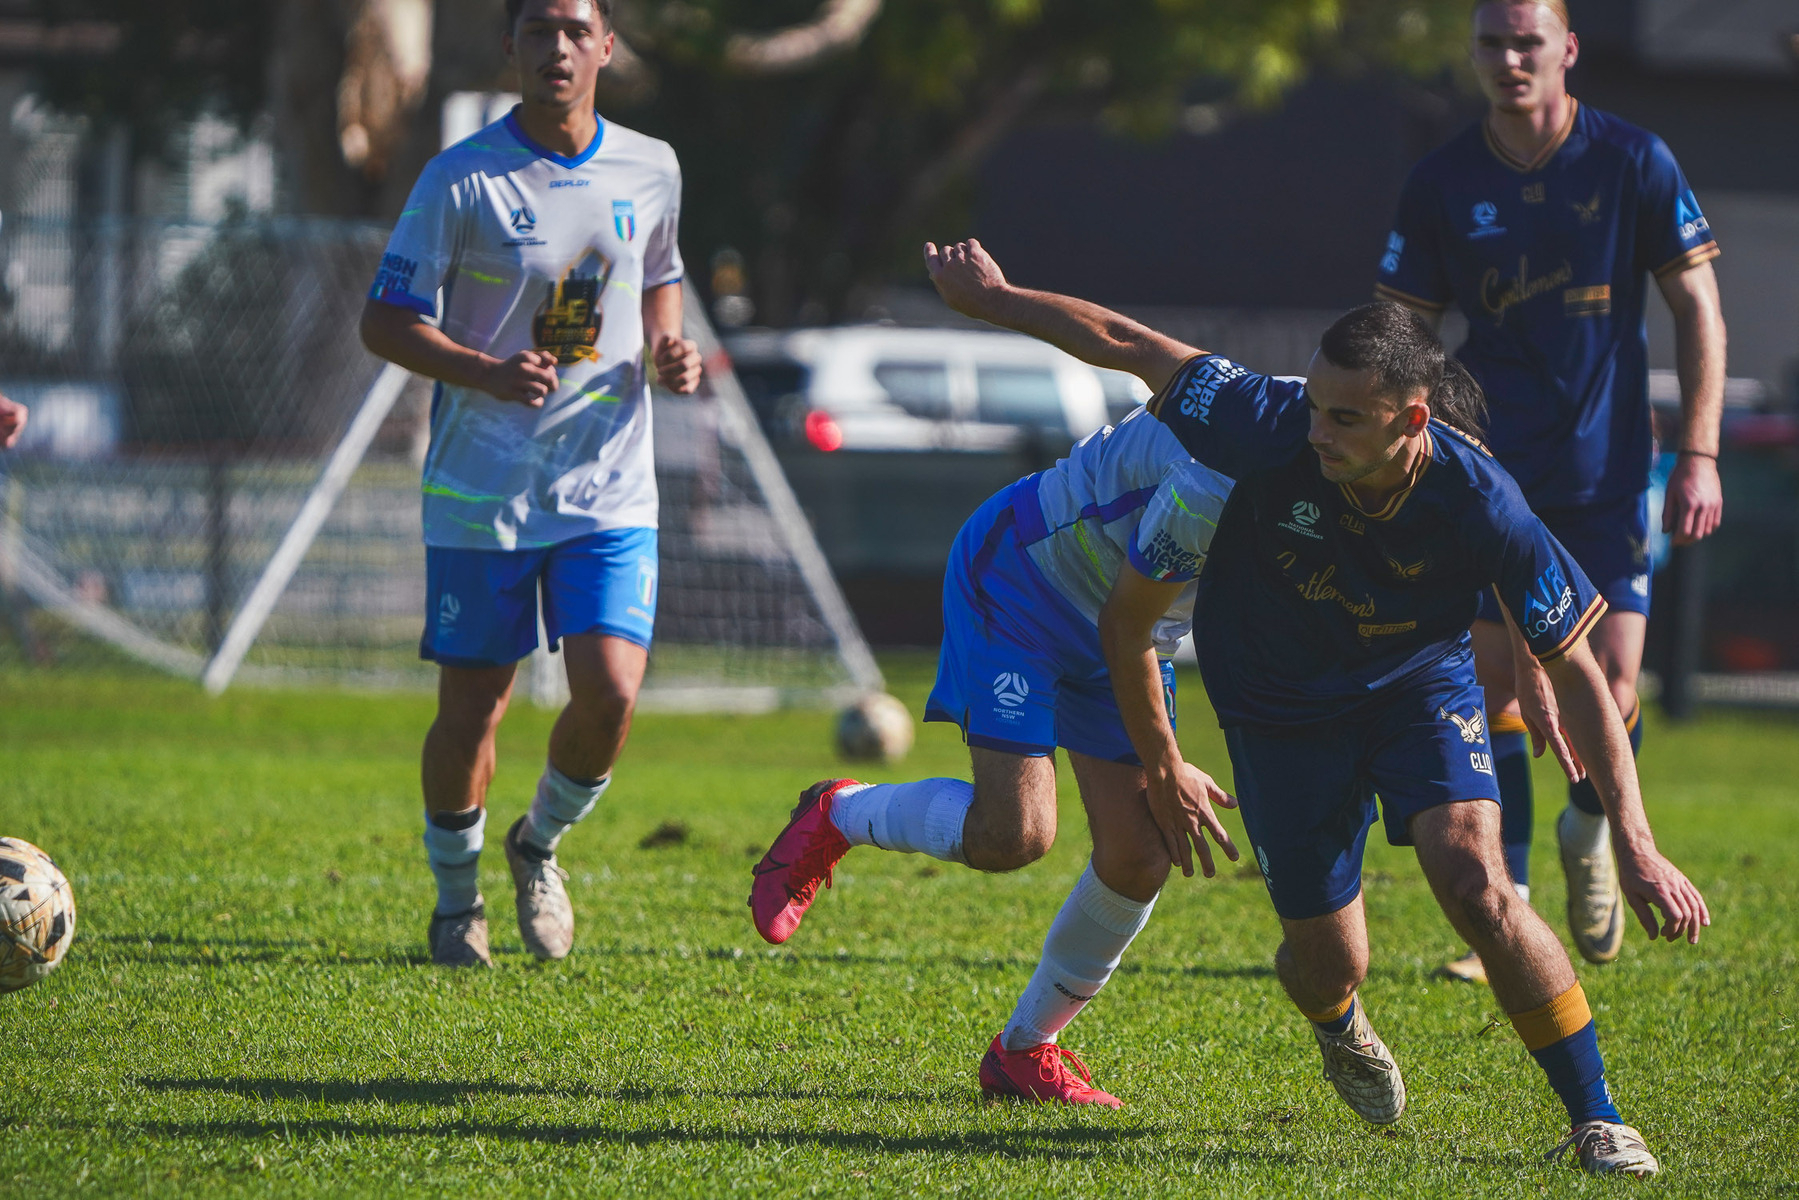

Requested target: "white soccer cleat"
[
  {"left": 1557, "top": 808, "right": 1624, "bottom": 964},
  {"left": 1312, "top": 1005, "right": 1407, "bottom": 1125},
  {"left": 505, "top": 816, "right": 574, "bottom": 961},
  {"left": 428, "top": 899, "right": 493, "bottom": 968},
  {"left": 1435, "top": 949, "right": 1488, "bottom": 985},
  {"left": 1546, "top": 1120, "right": 1660, "bottom": 1177}
]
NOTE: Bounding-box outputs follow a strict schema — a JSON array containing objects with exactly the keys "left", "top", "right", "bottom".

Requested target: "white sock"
[
  {"left": 423, "top": 807, "right": 485, "bottom": 916},
  {"left": 1561, "top": 805, "right": 1610, "bottom": 857},
  {"left": 1001, "top": 863, "right": 1157, "bottom": 1051},
  {"left": 521, "top": 764, "right": 609, "bottom": 854},
  {"left": 1515, "top": 882, "right": 1532, "bottom": 905},
  {"left": 829, "top": 778, "right": 973, "bottom": 864}
]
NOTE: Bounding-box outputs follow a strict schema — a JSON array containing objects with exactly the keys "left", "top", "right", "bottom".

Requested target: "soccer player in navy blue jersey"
[
  {"left": 1375, "top": 0, "right": 1727, "bottom": 980},
  {"left": 929, "top": 238, "right": 1708, "bottom": 1175}
]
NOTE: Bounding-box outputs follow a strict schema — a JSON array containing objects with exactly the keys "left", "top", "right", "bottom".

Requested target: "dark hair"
[
  {"left": 1317, "top": 301, "right": 1446, "bottom": 409},
  {"left": 1431, "top": 356, "right": 1489, "bottom": 440},
  {"left": 506, "top": 0, "right": 613, "bottom": 28}
]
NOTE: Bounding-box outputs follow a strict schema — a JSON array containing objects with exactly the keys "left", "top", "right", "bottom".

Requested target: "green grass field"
[{"left": 2, "top": 655, "right": 1795, "bottom": 1197}]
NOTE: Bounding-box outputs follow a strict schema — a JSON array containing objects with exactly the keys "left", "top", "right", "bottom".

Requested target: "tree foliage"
[{"left": 609, "top": 0, "right": 1474, "bottom": 321}]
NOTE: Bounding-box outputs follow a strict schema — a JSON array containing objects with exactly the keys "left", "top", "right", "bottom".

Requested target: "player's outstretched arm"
[
  {"left": 0, "top": 392, "right": 26, "bottom": 450},
  {"left": 1657, "top": 260, "right": 1726, "bottom": 545},
  {"left": 359, "top": 298, "right": 560, "bottom": 407},
  {"left": 1097, "top": 566, "right": 1238, "bottom": 879},
  {"left": 925, "top": 239, "right": 1200, "bottom": 394},
  {"left": 642, "top": 281, "right": 702, "bottom": 395},
  {"left": 1497, "top": 595, "right": 1584, "bottom": 782},
  {"left": 1542, "top": 638, "right": 1711, "bottom": 943}
]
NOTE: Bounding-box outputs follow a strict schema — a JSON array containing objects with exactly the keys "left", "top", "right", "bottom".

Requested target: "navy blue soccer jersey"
[
  {"left": 1375, "top": 100, "right": 1719, "bottom": 509},
  {"left": 1147, "top": 355, "right": 1606, "bottom": 727}
]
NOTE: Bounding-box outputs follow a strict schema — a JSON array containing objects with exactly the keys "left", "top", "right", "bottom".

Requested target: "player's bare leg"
[
  {"left": 751, "top": 748, "right": 1058, "bottom": 944},
  {"left": 421, "top": 662, "right": 518, "bottom": 967},
  {"left": 984, "top": 753, "right": 1169, "bottom": 1106},
  {"left": 506, "top": 632, "right": 647, "bottom": 960},
  {"left": 1275, "top": 895, "right": 1405, "bottom": 1124},
  {"left": 1411, "top": 799, "right": 1656, "bottom": 1175},
  {"left": 1557, "top": 612, "right": 1646, "bottom": 964}
]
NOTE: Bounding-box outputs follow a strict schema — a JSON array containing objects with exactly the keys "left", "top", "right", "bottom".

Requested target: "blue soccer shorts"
[
  {"left": 923, "top": 482, "right": 1175, "bottom": 765},
  {"left": 1225, "top": 671, "right": 1501, "bottom": 921},
  {"left": 1478, "top": 490, "right": 1651, "bottom": 623},
  {"left": 420, "top": 528, "right": 658, "bottom": 669}
]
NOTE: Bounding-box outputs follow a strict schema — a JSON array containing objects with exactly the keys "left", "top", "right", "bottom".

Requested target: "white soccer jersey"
[
  {"left": 371, "top": 110, "right": 684, "bottom": 549},
  {"left": 1017, "top": 406, "right": 1234, "bottom": 654}
]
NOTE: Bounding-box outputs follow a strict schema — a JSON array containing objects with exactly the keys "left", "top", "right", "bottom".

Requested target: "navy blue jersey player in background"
[
  {"left": 1375, "top": 0, "right": 1727, "bottom": 981},
  {"left": 929, "top": 237, "right": 1708, "bottom": 1176}
]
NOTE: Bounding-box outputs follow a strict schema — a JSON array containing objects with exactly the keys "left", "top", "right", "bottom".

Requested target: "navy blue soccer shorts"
[
  {"left": 923, "top": 482, "right": 1175, "bottom": 765},
  {"left": 1477, "top": 490, "right": 1651, "bottom": 624},
  {"left": 1225, "top": 671, "right": 1502, "bottom": 921},
  {"left": 420, "top": 528, "right": 658, "bottom": 669}
]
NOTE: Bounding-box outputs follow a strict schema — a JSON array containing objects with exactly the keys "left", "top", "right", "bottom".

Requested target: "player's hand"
[
  {"left": 0, "top": 393, "right": 26, "bottom": 450},
  {"left": 1513, "top": 652, "right": 1584, "bottom": 782},
  {"left": 651, "top": 333, "right": 702, "bottom": 395},
  {"left": 1663, "top": 452, "right": 1723, "bottom": 545},
  {"left": 480, "top": 350, "right": 559, "bottom": 406},
  {"left": 1142, "top": 760, "right": 1238, "bottom": 880},
  {"left": 924, "top": 238, "right": 1009, "bottom": 323},
  {"left": 1616, "top": 842, "right": 1711, "bottom": 944}
]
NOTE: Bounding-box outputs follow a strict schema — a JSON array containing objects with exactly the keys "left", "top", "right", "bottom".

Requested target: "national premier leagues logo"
[
  {"left": 510, "top": 206, "right": 537, "bottom": 234},
  {"left": 613, "top": 199, "right": 636, "bottom": 241},
  {"left": 1277, "top": 499, "right": 1323, "bottom": 541}
]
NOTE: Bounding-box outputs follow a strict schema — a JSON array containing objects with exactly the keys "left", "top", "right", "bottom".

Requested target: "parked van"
[{"left": 724, "top": 325, "right": 1148, "bottom": 453}]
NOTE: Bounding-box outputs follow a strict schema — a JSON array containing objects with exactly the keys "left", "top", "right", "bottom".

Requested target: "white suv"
[{"left": 724, "top": 325, "right": 1147, "bottom": 453}]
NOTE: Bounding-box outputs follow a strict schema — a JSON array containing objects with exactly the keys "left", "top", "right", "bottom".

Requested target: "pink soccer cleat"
[
  {"left": 978, "top": 1034, "right": 1123, "bottom": 1108},
  {"left": 749, "top": 778, "right": 859, "bottom": 944}
]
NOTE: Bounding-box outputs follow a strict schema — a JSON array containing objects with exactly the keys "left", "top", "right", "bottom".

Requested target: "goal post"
[{"left": 0, "top": 215, "right": 882, "bottom": 710}]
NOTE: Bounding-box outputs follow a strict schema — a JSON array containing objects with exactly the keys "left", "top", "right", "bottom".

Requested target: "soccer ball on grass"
[
  {"left": 0, "top": 837, "right": 77, "bottom": 995},
  {"left": 835, "top": 692, "right": 915, "bottom": 763}
]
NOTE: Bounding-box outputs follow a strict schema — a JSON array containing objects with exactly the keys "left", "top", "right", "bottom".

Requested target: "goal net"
[{"left": 0, "top": 214, "right": 880, "bottom": 710}]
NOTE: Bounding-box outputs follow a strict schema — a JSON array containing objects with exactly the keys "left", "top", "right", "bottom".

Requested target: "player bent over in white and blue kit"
[
  {"left": 750, "top": 246, "right": 1239, "bottom": 1105},
  {"left": 360, "top": 0, "right": 701, "bottom": 967}
]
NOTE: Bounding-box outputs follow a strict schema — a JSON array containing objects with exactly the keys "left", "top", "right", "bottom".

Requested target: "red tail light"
[{"left": 804, "top": 410, "right": 843, "bottom": 452}]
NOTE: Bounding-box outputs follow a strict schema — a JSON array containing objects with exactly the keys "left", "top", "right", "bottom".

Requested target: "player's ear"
[{"left": 1564, "top": 30, "right": 1579, "bottom": 70}]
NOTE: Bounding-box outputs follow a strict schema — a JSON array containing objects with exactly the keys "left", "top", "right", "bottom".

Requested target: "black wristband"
[{"left": 1677, "top": 449, "right": 1718, "bottom": 460}]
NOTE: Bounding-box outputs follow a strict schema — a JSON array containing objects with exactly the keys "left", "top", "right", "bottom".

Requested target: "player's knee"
[
  {"left": 1450, "top": 874, "right": 1514, "bottom": 944},
  {"left": 434, "top": 687, "right": 510, "bottom": 742},
  {"left": 568, "top": 678, "right": 637, "bottom": 734},
  {"left": 1092, "top": 840, "right": 1171, "bottom": 900},
  {"left": 1277, "top": 938, "right": 1364, "bottom": 999}
]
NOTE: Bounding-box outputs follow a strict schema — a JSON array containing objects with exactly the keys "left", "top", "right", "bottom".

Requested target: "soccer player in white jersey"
[
  {"left": 749, "top": 242, "right": 1241, "bottom": 1105},
  {"left": 360, "top": 0, "right": 701, "bottom": 968}
]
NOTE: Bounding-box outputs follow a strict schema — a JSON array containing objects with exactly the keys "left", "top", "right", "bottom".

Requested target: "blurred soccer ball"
[
  {"left": 835, "top": 692, "right": 915, "bottom": 763},
  {"left": 0, "top": 837, "right": 77, "bottom": 995}
]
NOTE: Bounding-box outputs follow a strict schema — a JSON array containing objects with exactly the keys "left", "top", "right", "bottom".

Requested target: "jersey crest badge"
[
  {"left": 1440, "top": 707, "right": 1486, "bottom": 745},
  {"left": 1570, "top": 192, "right": 1602, "bottom": 225},
  {"left": 613, "top": 199, "right": 636, "bottom": 241}
]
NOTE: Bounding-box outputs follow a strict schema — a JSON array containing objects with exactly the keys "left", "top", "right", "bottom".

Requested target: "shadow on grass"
[
  {"left": 136, "top": 1077, "right": 956, "bottom": 1106},
  {"left": 90, "top": 933, "right": 1278, "bottom": 979},
  {"left": 85, "top": 1111, "right": 1238, "bottom": 1164}
]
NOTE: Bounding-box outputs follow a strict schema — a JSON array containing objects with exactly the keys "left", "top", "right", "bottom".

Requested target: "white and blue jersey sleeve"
[
  {"left": 1128, "top": 463, "right": 1225, "bottom": 583},
  {"left": 371, "top": 160, "right": 460, "bottom": 318}
]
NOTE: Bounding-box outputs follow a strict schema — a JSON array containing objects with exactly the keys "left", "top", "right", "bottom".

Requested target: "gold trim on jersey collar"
[
  {"left": 1483, "top": 97, "right": 1579, "bottom": 174},
  {"left": 1338, "top": 428, "right": 1433, "bottom": 521}
]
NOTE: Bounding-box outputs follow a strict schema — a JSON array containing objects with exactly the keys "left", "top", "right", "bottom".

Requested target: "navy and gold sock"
[
  {"left": 1300, "top": 993, "right": 1357, "bottom": 1036},
  {"left": 1491, "top": 713, "right": 1533, "bottom": 889},
  {"left": 1513, "top": 983, "right": 1622, "bottom": 1125}
]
